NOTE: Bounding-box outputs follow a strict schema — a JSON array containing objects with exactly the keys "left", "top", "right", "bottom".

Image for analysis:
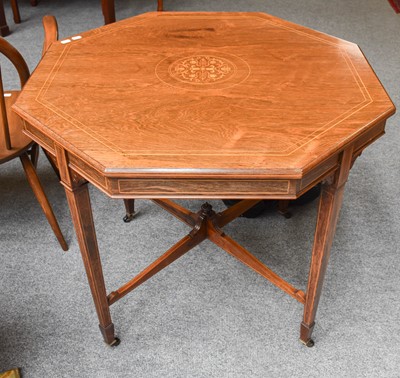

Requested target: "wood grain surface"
[
  {"left": 11, "top": 11, "right": 396, "bottom": 347},
  {"left": 13, "top": 12, "right": 395, "bottom": 180}
]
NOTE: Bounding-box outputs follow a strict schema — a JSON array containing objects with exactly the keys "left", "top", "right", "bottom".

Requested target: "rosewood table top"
[
  {"left": 13, "top": 12, "right": 395, "bottom": 347},
  {"left": 14, "top": 12, "right": 394, "bottom": 197}
]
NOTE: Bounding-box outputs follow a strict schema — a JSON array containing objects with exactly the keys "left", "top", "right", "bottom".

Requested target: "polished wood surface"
[
  {"left": 13, "top": 12, "right": 395, "bottom": 347},
  {"left": 0, "top": 36, "right": 67, "bottom": 251},
  {"left": 300, "top": 147, "right": 354, "bottom": 346},
  {"left": 42, "top": 14, "right": 58, "bottom": 56},
  {"left": 14, "top": 12, "right": 394, "bottom": 190},
  {"left": 10, "top": 0, "right": 21, "bottom": 24},
  {"left": 101, "top": 0, "right": 115, "bottom": 24},
  {"left": 41, "top": 15, "right": 140, "bottom": 222}
]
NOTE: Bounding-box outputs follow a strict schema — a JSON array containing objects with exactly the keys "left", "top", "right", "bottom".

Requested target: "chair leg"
[
  {"left": 10, "top": 0, "right": 21, "bottom": 24},
  {"left": 157, "top": 0, "right": 163, "bottom": 11},
  {"left": 101, "top": 0, "right": 115, "bottom": 24},
  {"left": 20, "top": 152, "right": 68, "bottom": 251},
  {"left": 30, "top": 0, "right": 38, "bottom": 5},
  {"left": 0, "top": 0, "right": 11, "bottom": 36}
]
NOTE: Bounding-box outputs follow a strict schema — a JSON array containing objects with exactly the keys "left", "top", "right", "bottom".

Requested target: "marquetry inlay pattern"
[
  {"left": 169, "top": 55, "right": 235, "bottom": 83},
  {"left": 156, "top": 50, "right": 250, "bottom": 91},
  {"left": 12, "top": 11, "right": 395, "bottom": 349},
  {"left": 14, "top": 12, "right": 394, "bottom": 175}
]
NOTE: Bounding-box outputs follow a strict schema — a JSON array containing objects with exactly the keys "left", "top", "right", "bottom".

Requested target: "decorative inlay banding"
[
  {"left": 156, "top": 51, "right": 251, "bottom": 90},
  {"left": 169, "top": 55, "right": 235, "bottom": 84}
]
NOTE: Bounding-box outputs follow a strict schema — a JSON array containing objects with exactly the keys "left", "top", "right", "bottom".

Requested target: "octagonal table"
[{"left": 13, "top": 12, "right": 395, "bottom": 347}]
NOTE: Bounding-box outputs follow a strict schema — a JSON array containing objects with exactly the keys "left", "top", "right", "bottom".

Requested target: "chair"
[
  {"left": 102, "top": 0, "right": 164, "bottom": 25},
  {"left": 9, "top": 0, "right": 37, "bottom": 25},
  {"left": 0, "top": 0, "right": 38, "bottom": 36},
  {"left": 0, "top": 23, "right": 68, "bottom": 251},
  {"left": 7, "top": 1, "right": 163, "bottom": 29}
]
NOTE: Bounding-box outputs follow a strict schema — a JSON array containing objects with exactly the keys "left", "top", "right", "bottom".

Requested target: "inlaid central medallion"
[
  {"left": 155, "top": 51, "right": 251, "bottom": 90},
  {"left": 169, "top": 55, "right": 235, "bottom": 84}
]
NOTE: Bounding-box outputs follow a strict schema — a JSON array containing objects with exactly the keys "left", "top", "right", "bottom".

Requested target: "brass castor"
[
  {"left": 109, "top": 337, "right": 121, "bottom": 347},
  {"left": 123, "top": 211, "right": 139, "bottom": 223},
  {"left": 305, "top": 339, "right": 314, "bottom": 347},
  {"left": 280, "top": 211, "right": 292, "bottom": 219},
  {"left": 300, "top": 338, "right": 315, "bottom": 347}
]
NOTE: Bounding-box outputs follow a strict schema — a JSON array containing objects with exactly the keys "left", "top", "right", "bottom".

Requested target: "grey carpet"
[{"left": 1, "top": 0, "right": 399, "bottom": 377}]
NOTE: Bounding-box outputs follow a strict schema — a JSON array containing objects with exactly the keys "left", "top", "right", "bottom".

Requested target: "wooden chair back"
[
  {"left": 42, "top": 15, "right": 58, "bottom": 56},
  {"left": 0, "top": 37, "right": 30, "bottom": 151},
  {"left": 0, "top": 20, "right": 68, "bottom": 251}
]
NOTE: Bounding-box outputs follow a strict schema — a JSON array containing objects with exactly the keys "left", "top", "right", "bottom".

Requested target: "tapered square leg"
[
  {"left": 123, "top": 199, "right": 137, "bottom": 222},
  {"left": 300, "top": 321, "right": 315, "bottom": 347},
  {"left": 56, "top": 145, "right": 118, "bottom": 345},
  {"left": 301, "top": 147, "right": 353, "bottom": 346},
  {"left": 64, "top": 182, "right": 118, "bottom": 345},
  {"left": 99, "top": 323, "right": 120, "bottom": 346}
]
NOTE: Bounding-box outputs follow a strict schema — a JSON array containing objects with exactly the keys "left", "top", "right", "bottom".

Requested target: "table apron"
[{"left": 21, "top": 120, "right": 386, "bottom": 199}]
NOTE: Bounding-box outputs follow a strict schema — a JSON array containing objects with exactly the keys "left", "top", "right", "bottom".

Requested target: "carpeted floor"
[{"left": 1, "top": 1, "right": 399, "bottom": 377}]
